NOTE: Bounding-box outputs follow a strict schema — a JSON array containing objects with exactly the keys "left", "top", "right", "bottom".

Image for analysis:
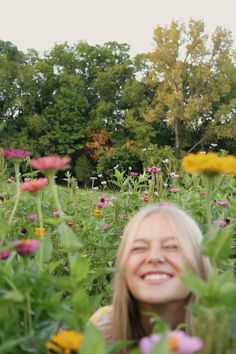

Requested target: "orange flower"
[
  {"left": 46, "top": 329, "right": 83, "bottom": 354},
  {"left": 34, "top": 227, "right": 46, "bottom": 238},
  {"left": 20, "top": 178, "right": 48, "bottom": 192}
]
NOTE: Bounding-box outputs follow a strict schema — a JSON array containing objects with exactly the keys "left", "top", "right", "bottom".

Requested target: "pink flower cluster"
[{"left": 139, "top": 330, "right": 203, "bottom": 354}]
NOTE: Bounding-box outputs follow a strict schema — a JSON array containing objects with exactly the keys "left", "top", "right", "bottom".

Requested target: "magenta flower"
[
  {"left": 26, "top": 213, "right": 38, "bottom": 222},
  {"left": 102, "top": 223, "right": 110, "bottom": 231},
  {"left": 199, "top": 191, "right": 206, "bottom": 196},
  {"left": 130, "top": 172, "right": 139, "bottom": 177},
  {"left": 13, "top": 239, "right": 40, "bottom": 254},
  {"left": 3, "top": 148, "right": 31, "bottom": 160},
  {"left": 139, "top": 331, "right": 203, "bottom": 354},
  {"left": 147, "top": 167, "right": 161, "bottom": 174},
  {"left": 20, "top": 178, "right": 48, "bottom": 193},
  {"left": 217, "top": 200, "right": 230, "bottom": 206},
  {"left": 0, "top": 251, "right": 11, "bottom": 260},
  {"left": 170, "top": 187, "right": 180, "bottom": 193},
  {"left": 30, "top": 155, "right": 71, "bottom": 171}
]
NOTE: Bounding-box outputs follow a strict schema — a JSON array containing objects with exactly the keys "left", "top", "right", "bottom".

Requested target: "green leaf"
[
  {"left": 58, "top": 223, "right": 82, "bottom": 251},
  {"left": 69, "top": 254, "right": 89, "bottom": 282},
  {"left": 181, "top": 267, "right": 208, "bottom": 297},
  {"left": 80, "top": 324, "right": 108, "bottom": 354},
  {"left": 150, "top": 333, "right": 171, "bottom": 354},
  {"left": 201, "top": 226, "right": 233, "bottom": 262}
]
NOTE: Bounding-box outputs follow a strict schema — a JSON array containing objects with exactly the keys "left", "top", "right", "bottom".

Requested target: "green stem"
[
  {"left": 26, "top": 292, "right": 33, "bottom": 334},
  {"left": 205, "top": 175, "right": 214, "bottom": 233},
  {"left": 35, "top": 193, "right": 43, "bottom": 229},
  {"left": 48, "top": 175, "right": 62, "bottom": 213},
  {"left": 8, "top": 163, "right": 21, "bottom": 226}
]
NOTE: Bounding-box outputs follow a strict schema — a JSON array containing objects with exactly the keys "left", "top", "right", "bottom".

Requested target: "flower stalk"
[{"left": 8, "top": 162, "right": 21, "bottom": 226}]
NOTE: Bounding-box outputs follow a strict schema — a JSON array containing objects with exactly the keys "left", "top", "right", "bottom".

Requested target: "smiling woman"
[{"left": 90, "top": 204, "right": 212, "bottom": 353}]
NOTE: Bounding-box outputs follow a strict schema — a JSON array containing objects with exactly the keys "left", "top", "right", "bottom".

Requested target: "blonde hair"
[{"left": 112, "top": 204, "right": 211, "bottom": 349}]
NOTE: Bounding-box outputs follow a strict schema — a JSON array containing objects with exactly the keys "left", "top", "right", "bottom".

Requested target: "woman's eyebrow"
[{"left": 132, "top": 238, "right": 148, "bottom": 244}]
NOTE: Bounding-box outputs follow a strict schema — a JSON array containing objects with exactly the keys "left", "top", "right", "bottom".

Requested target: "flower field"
[{"left": 0, "top": 149, "right": 236, "bottom": 354}]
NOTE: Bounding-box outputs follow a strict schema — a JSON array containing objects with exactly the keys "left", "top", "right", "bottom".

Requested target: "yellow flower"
[
  {"left": 34, "top": 227, "right": 46, "bottom": 238},
  {"left": 181, "top": 152, "right": 236, "bottom": 176},
  {"left": 94, "top": 208, "right": 103, "bottom": 217},
  {"left": 46, "top": 329, "right": 83, "bottom": 354}
]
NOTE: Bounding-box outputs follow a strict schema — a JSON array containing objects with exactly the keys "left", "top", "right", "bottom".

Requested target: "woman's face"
[{"left": 124, "top": 213, "right": 191, "bottom": 307}]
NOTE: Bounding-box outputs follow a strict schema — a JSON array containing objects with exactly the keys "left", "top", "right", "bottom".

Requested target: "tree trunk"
[{"left": 174, "top": 118, "right": 181, "bottom": 148}]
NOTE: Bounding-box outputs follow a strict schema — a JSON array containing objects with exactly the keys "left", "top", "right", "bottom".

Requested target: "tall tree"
[{"left": 143, "top": 20, "right": 235, "bottom": 149}]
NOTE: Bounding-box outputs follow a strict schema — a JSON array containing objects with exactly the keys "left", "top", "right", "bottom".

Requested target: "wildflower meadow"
[{"left": 0, "top": 148, "right": 236, "bottom": 354}]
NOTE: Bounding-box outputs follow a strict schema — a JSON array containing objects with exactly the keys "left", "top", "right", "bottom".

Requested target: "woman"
[{"left": 90, "top": 204, "right": 211, "bottom": 351}]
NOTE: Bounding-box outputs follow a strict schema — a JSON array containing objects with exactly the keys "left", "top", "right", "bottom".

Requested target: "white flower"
[
  {"left": 101, "top": 181, "right": 107, "bottom": 185},
  {"left": 113, "top": 164, "right": 119, "bottom": 169},
  {"left": 98, "top": 174, "right": 102, "bottom": 178},
  {"left": 163, "top": 159, "right": 169, "bottom": 163}
]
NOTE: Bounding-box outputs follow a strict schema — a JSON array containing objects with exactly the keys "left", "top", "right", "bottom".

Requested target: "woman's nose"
[{"left": 146, "top": 247, "right": 165, "bottom": 263}]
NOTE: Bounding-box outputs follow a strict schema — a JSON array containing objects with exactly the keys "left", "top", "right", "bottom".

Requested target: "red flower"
[
  {"left": 13, "top": 239, "right": 40, "bottom": 254},
  {"left": 30, "top": 155, "right": 71, "bottom": 171},
  {"left": 3, "top": 148, "right": 31, "bottom": 160},
  {"left": 20, "top": 178, "right": 48, "bottom": 192}
]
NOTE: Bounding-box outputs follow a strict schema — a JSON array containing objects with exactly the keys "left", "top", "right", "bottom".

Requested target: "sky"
[{"left": 0, "top": 0, "right": 235, "bottom": 57}]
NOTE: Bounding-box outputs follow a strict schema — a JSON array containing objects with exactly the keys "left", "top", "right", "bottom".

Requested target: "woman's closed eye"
[
  {"left": 131, "top": 246, "right": 147, "bottom": 252},
  {"left": 163, "top": 243, "right": 179, "bottom": 251}
]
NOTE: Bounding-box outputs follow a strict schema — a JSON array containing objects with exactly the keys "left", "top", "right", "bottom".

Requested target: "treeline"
[{"left": 0, "top": 19, "right": 236, "bottom": 182}]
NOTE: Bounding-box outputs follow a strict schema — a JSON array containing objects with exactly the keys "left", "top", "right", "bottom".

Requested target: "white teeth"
[{"left": 144, "top": 274, "right": 170, "bottom": 281}]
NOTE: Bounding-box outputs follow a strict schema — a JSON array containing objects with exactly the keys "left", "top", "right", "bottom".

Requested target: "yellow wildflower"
[
  {"left": 94, "top": 208, "right": 103, "bottom": 217},
  {"left": 181, "top": 152, "right": 236, "bottom": 176},
  {"left": 46, "top": 329, "right": 83, "bottom": 354},
  {"left": 34, "top": 227, "right": 46, "bottom": 238}
]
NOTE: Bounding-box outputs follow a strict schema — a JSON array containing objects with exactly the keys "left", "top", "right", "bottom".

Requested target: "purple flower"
[
  {"left": 0, "top": 251, "right": 11, "bottom": 260},
  {"left": 139, "top": 331, "right": 203, "bottom": 354},
  {"left": 13, "top": 239, "right": 40, "bottom": 254},
  {"left": 26, "top": 213, "right": 38, "bottom": 222},
  {"left": 147, "top": 167, "right": 161, "bottom": 174},
  {"left": 217, "top": 200, "right": 230, "bottom": 206},
  {"left": 3, "top": 148, "right": 31, "bottom": 160}
]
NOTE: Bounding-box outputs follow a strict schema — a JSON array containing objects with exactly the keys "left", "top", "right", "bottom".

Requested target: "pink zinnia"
[
  {"left": 3, "top": 148, "right": 31, "bottom": 160},
  {"left": 147, "top": 167, "right": 161, "bottom": 174},
  {"left": 0, "top": 251, "right": 11, "bottom": 260},
  {"left": 130, "top": 172, "right": 139, "bottom": 177},
  {"left": 215, "top": 219, "right": 227, "bottom": 226},
  {"left": 217, "top": 200, "right": 230, "bottom": 206},
  {"left": 102, "top": 223, "right": 110, "bottom": 231},
  {"left": 170, "top": 187, "right": 180, "bottom": 193},
  {"left": 30, "top": 155, "right": 71, "bottom": 171},
  {"left": 139, "top": 330, "right": 203, "bottom": 354},
  {"left": 26, "top": 213, "right": 38, "bottom": 222},
  {"left": 13, "top": 239, "right": 40, "bottom": 254},
  {"left": 96, "top": 202, "right": 106, "bottom": 208},
  {"left": 20, "top": 178, "right": 48, "bottom": 193}
]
